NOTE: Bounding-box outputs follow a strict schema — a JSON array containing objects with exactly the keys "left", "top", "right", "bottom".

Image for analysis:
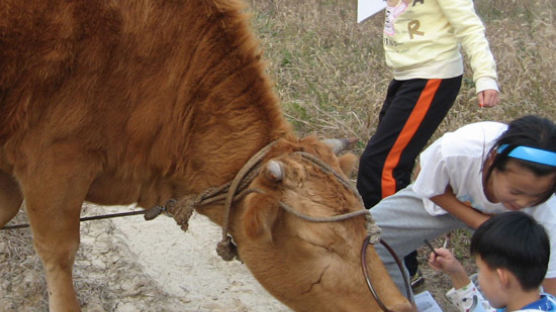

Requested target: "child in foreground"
[{"left": 428, "top": 211, "right": 556, "bottom": 311}]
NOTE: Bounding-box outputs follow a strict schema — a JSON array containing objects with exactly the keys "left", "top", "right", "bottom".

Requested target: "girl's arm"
[
  {"left": 430, "top": 185, "right": 491, "bottom": 229},
  {"left": 438, "top": 0, "right": 499, "bottom": 100}
]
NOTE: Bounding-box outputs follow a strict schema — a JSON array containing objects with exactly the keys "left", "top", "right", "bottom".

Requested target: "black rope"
[{"left": 1, "top": 210, "right": 147, "bottom": 231}]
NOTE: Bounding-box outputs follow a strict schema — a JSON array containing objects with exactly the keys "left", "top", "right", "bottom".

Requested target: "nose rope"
[{"left": 362, "top": 237, "right": 414, "bottom": 312}]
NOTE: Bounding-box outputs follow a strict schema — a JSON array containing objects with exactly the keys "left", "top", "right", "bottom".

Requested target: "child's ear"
[
  {"left": 485, "top": 149, "right": 497, "bottom": 170},
  {"left": 496, "top": 268, "right": 513, "bottom": 289}
]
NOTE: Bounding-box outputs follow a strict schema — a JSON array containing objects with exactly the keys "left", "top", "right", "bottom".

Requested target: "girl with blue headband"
[{"left": 367, "top": 115, "right": 556, "bottom": 300}]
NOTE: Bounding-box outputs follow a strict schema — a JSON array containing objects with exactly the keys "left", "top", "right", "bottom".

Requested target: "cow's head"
[{"left": 232, "top": 136, "right": 414, "bottom": 312}]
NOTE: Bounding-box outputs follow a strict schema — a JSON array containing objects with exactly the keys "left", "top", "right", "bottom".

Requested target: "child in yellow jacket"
[{"left": 357, "top": 0, "right": 501, "bottom": 284}]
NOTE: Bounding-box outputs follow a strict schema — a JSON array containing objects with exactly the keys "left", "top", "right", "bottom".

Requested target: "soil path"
[{"left": 0, "top": 205, "right": 289, "bottom": 312}]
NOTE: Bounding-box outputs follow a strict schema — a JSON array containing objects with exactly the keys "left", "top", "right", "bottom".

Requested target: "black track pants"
[{"left": 357, "top": 76, "right": 462, "bottom": 210}]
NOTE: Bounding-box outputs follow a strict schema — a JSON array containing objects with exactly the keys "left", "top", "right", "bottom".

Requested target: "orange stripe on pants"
[{"left": 381, "top": 79, "right": 441, "bottom": 198}]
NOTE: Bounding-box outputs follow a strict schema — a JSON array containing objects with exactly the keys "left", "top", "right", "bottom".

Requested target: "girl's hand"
[
  {"left": 428, "top": 248, "right": 470, "bottom": 289},
  {"left": 478, "top": 89, "right": 499, "bottom": 108}
]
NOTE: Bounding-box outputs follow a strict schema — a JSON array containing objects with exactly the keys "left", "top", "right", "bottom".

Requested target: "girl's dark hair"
[
  {"left": 470, "top": 211, "right": 550, "bottom": 291},
  {"left": 486, "top": 115, "right": 556, "bottom": 202}
]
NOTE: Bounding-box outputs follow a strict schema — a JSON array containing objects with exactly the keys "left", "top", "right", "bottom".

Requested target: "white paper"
[
  {"left": 357, "top": 0, "right": 387, "bottom": 23},
  {"left": 414, "top": 291, "right": 444, "bottom": 312}
]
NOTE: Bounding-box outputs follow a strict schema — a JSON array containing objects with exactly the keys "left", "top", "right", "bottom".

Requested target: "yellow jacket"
[{"left": 383, "top": 0, "right": 498, "bottom": 93}]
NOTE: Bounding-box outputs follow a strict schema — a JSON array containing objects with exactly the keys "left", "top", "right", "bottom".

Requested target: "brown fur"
[{"left": 0, "top": 1, "right": 413, "bottom": 311}]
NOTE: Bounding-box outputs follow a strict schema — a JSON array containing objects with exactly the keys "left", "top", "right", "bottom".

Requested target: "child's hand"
[
  {"left": 428, "top": 248, "right": 465, "bottom": 275},
  {"left": 478, "top": 89, "right": 499, "bottom": 108},
  {"left": 428, "top": 247, "right": 470, "bottom": 289}
]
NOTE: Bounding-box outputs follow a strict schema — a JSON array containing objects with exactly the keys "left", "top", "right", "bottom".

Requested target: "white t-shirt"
[{"left": 412, "top": 121, "right": 556, "bottom": 278}]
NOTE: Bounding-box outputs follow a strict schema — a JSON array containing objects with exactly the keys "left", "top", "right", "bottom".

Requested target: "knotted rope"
[{"left": 145, "top": 142, "right": 276, "bottom": 261}]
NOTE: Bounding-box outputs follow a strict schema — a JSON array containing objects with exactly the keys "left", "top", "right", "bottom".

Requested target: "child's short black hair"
[
  {"left": 470, "top": 211, "right": 550, "bottom": 291},
  {"left": 486, "top": 115, "right": 556, "bottom": 204}
]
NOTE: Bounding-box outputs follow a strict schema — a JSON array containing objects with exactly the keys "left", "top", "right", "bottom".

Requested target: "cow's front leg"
[
  {"left": 29, "top": 213, "right": 81, "bottom": 312},
  {"left": 15, "top": 144, "right": 99, "bottom": 312}
]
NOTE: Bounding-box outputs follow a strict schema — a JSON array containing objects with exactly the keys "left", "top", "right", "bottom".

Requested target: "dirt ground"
[
  {"left": 0, "top": 203, "right": 476, "bottom": 312},
  {"left": 0, "top": 205, "right": 288, "bottom": 312}
]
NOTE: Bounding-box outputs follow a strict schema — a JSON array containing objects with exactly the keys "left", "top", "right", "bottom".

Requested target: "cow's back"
[{"left": 0, "top": 0, "right": 292, "bottom": 204}]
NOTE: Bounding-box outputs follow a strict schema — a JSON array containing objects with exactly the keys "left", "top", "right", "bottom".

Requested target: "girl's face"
[
  {"left": 488, "top": 159, "right": 555, "bottom": 210},
  {"left": 476, "top": 255, "right": 507, "bottom": 308}
]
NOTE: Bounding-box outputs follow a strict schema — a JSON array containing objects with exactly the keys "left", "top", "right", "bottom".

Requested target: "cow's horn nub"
[
  {"left": 323, "top": 137, "right": 358, "bottom": 154},
  {"left": 266, "top": 160, "right": 283, "bottom": 181}
]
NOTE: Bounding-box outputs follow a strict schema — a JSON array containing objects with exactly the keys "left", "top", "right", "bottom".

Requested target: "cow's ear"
[
  {"left": 338, "top": 152, "right": 358, "bottom": 176},
  {"left": 242, "top": 160, "right": 283, "bottom": 241},
  {"left": 242, "top": 194, "right": 280, "bottom": 242}
]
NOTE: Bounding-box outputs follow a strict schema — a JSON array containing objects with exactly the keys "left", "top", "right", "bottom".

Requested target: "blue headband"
[{"left": 498, "top": 144, "right": 556, "bottom": 167}]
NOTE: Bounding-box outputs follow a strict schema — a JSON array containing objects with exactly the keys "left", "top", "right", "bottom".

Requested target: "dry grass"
[
  {"left": 245, "top": 0, "right": 554, "bottom": 310},
  {"left": 247, "top": 0, "right": 555, "bottom": 148}
]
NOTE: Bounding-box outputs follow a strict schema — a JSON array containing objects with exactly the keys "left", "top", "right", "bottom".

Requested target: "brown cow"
[{"left": 0, "top": 0, "right": 414, "bottom": 311}]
